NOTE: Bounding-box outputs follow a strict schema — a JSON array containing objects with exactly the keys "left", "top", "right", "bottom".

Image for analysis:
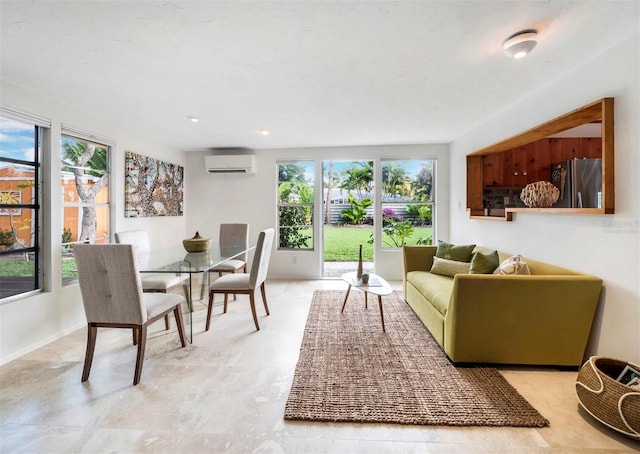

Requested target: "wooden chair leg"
[
  {"left": 182, "top": 283, "right": 192, "bottom": 313},
  {"left": 174, "top": 306, "right": 187, "bottom": 347},
  {"left": 156, "top": 290, "right": 174, "bottom": 328},
  {"left": 205, "top": 290, "right": 215, "bottom": 331},
  {"left": 260, "top": 282, "right": 270, "bottom": 315},
  {"left": 232, "top": 270, "right": 238, "bottom": 301},
  {"left": 249, "top": 292, "right": 260, "bottom": 331},
  {"left": 223, "top": 293, "right": 229, "bottom": 313},
  {"left": 132, "top": 327, "right": 138, "bottom": 345},
  {"left": 200, "top": 271, "right": 210, "bottom": 301},
  {"left": 218, "top": 271, "right": 238, "bottom": 302},
  {"left": 82, "top": 324, "right": 98, "bottom": 382},
  {"left": 133, "top": 324, "right": 147, "bottom": 385}
]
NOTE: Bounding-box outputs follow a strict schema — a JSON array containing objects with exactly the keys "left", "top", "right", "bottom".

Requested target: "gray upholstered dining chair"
[
  {"left": 115, "top": 230, "right": 190, "bottom": 321},
  {"left": 73, "top": 243, "right": 187, "bottom": 385},
  {"left": 205, "top": 228, "right": 274, "bottom": 332},
  {"left": 200, "top": 223, "right": 249, "bottom": 300}
]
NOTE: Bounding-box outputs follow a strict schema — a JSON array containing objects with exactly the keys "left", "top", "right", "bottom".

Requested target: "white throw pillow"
[
  {"left": 493, "top": 254, "right": 531, "bottom": 275},
  {"left": 430, "top": 256, "right": 471, "bottom": 277}
]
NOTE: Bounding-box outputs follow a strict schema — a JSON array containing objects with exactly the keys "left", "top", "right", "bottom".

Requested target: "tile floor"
[{"left": 1, "top": 279, "right": 638, "bottom": 453}]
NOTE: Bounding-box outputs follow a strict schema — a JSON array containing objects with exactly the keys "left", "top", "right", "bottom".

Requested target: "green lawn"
[
  {"left": 323, "top": 226, "right": 374, "bottom": 261},
  {"left": 322, "top": 225, "right": 432, "bottom": 261},
  {"left": 0, "top": 260, "right": 35, "bottom": 277},
  {"left": 0, "top": 258, "right": 77, "bottom": 278}
]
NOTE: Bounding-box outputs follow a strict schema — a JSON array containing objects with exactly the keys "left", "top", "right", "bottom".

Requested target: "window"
[
  {"left": 380, "top": 159, "right": 435, "bottom": 248},
  {"left": 0, "top": 115, "right": 43, "bottom": 300},
  {"left": 61, "top": 132, "right": 111, "bottom": 284},
  {"left": 277, "top": 161, "right": 314, "bottom": 250}
]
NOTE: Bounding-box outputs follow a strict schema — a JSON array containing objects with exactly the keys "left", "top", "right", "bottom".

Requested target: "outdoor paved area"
[
  {"left": 0, "top": 277, "right": 36, "bottom": 299},
  {"left": 323, "top": 261, "right": 374, "bottom": 278}
]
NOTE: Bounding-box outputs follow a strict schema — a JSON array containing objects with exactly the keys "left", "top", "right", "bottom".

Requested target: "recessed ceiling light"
[
  {"left": 187, "top": 115, "right": 200, "bottom": 123},
  {"left": 257, "top": 128, "right": 270, "bottom": 136},
  {"left": 503, "top": 29, "right": 538, "bottom": 59}
]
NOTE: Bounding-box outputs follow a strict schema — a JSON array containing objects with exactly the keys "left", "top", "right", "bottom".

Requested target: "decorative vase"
[
  {"left": 182, "top": 231, "right": 212, "bottom": 253},
  {"left": 356, "top": 244, "right": 363, "bottom": 279}
]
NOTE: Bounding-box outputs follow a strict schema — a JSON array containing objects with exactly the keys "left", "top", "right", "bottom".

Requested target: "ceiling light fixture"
[
  {"left": 503, "top": 29, "right": 538, "bottom": 59},
  {"left": 187, "top": 115, "right": 200, "bottom": 123},
  {"left": 257, "top": 128, "right": 270, "bottom": 136}
]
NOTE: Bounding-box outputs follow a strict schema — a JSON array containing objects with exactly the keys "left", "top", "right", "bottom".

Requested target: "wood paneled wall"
[
  {"left": 466, "top": 98, "right": 613, "bottom": 218},
  {"left": 483, "top": 137, "right": 602, "bottom": 188}
]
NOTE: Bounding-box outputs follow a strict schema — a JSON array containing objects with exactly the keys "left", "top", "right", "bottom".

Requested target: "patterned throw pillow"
[
  {"left": 435, "top": 240, "right": 476, "bottom": 262},
  {"left": 493, "top": 254, "right": 531, "bottom": 275},
  {"left": 470, "top": 250, "right": 500, "bottom": 274},
  {"left": 430, "top": 256, "right": 471, "bottom": 277}
]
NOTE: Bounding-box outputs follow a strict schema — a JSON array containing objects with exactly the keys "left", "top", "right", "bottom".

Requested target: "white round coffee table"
[{"left": 340, "top": 271, "right": 393, "bottom": 332}]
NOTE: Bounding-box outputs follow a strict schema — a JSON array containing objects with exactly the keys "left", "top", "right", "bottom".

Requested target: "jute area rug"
[{"left": 284, "top": 290, "right": 549, "bottom": 427}]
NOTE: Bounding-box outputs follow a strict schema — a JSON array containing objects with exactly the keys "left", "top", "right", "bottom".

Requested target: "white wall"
[
  {"left": 3, "top": 34, "right": 637, "bottom": 365},
  {"left": 185, "top": 144, "right": 449, "bottom": 281},
  {"left": 449, "top": 34, "right": 640, "bottom": 363},
  {"left": 0, "top": 81, "right": 186, "bottom": 364}
]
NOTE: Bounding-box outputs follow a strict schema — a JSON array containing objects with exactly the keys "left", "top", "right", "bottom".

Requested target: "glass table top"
[
  {"left": 136, "top": 242, "right": 255, "bottom": 343},
  {"left": 136, "top": 242, "right": 254, "bottom": 274}
]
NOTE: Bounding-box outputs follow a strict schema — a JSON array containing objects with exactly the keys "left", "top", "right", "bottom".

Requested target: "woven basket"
[{"left": 575, "top": 356, "right": 640, "bottom": 440}]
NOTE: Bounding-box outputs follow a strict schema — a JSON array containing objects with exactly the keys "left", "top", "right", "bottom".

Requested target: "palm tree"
[
  {"left": 382, "top": 162, "right": 409, "bottom": 200},
  {"left": 324, "top": 161, "right": 335, "bottom": 225},
  {"left": 339, "top": 161, "right": 373, "bottom": 199},
  {"left": 61, "top": 138, "right": 107, "bottom": 243}
]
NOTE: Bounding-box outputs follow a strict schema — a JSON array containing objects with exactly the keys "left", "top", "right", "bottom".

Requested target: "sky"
[
  {"left": 0, "top": 117, "right": 35, "bottom": 162},
  {"left": 298, "top": 160, "right": 427, "bottom": 185}
]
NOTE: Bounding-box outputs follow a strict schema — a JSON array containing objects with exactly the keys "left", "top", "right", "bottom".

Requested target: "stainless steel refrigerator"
[{"left": 550, "top": 158, "right": 602, "bottom": 208}]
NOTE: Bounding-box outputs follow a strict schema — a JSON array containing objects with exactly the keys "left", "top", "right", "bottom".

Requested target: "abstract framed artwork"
[{"left": 125, "top": 151, "right": 184, "bottom": 217}]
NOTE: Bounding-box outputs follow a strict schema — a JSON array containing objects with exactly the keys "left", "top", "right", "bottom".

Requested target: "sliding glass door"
[
  {"left": 322, "top": 160, "right": 374, "bottom": 278},
  {"left": 321, "top": 158, "right": 435, "bottom": 278}
]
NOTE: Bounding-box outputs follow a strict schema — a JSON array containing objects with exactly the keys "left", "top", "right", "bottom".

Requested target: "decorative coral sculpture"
[{"left": 520, "top": 181, "right": 560, "bottom": 208}]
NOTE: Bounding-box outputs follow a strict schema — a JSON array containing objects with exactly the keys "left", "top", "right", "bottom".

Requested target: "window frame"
[
  {"left": 0, "top": 114, "right": 44, "bottom": 301},
  {"left": 276, "top": 160, "right": 315, "bottom": 251},
  {"left": 60, "top": 130, "right": 112, "bottom": 285},
  {"left": 379, "top": 158, "right": 436, "bottom": 249}
]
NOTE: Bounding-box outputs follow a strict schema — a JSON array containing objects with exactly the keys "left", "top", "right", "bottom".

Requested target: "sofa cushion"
[
  {"left": 435, "top": 241, "right": 476, "bottom": 262},
  {"left": 406, "top": 271, "right": 453, "bottom": 316},
  {"left": 470, "top": 250, "right": 500, "bottom": 274},
  {"left": 494, "top": 254, "right": 531, "bottom": 275},
  {"left": 431, "top": 257, "right": 471, "bottom": 277}
]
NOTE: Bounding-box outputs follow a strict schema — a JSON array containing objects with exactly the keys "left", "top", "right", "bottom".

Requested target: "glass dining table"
[{"left": 136, "top": 241, "right": 255, "bottom": 343}]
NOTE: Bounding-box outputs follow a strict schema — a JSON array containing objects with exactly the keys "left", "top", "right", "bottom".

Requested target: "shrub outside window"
[
  {"left": 380, "top": 159, "right": 435, "bottom": 248},
  {"left": 277, "top": 161, "right": 314, "bottom": 250}
]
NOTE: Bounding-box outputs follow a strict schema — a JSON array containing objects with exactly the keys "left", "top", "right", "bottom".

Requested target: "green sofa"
[{"left": 402, "top": 245, "right": 602, "bottom": 367}]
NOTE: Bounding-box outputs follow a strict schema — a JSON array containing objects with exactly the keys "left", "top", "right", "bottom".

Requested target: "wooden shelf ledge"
[{"left": 467, "top": 207, "right": 611, "bottom": 221}]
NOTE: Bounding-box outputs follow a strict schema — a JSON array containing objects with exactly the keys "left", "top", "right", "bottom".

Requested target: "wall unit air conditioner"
[{"left": 205, "top": 154, "right": 256, "bottom": 174}]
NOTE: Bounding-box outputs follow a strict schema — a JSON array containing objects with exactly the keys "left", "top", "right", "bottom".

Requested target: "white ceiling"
[{"left": 1, "top": 1, "right": 638, "bottom": 151}]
